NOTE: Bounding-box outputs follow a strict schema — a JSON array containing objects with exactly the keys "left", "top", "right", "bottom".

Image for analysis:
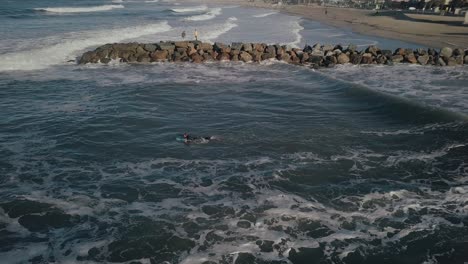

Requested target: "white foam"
[
  {"left": 170, "top": 5, "right": 207, "bottom": 13},
  {"left": 253, "top": 11, "right": 278, "bottom": 18},
  {"left": 34, "top": 5, "right": 124, "bottom": 13},
  {"left": 183, "top": 7, "right": 222, "bottom": 21},
  {"left": 323, "top": 64, "right": 468, "bottom": 115},
  {"left": 200, "top": 17, "right": 238, "bottom": 42},
  {"left": 283, "top": 20, "right": 304, "bottom": 48},
  {"left": 0, "top": 21, "right": 171, "bottom": 72}
]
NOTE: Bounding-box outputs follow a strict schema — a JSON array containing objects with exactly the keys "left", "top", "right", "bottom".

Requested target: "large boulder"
[
  {"left": 350, "top": 53, "right": 362, "bottom": 64},
  {"left": 197, "top": 43, "right": 213, "bottom": 52},
  {"left": 464, "top": 55, "right": 468, "bottom": 64},
  {"left": 308, "top": 55, "right": 323, "bottom": 64},
  {"left": 174, "top": 41, "right": 189, "bottom": 49},
  {"left": 277, "top": 53, "right": 291, "bottom": 62},
  {"left": 265, "top": 45, "right": 276, "bottom": 55},
  {"left": 143, "top": 44, "right": 157, "bottom": 52},
  {"left": 239, "top": 51, "right": 253, "bottom": 62},
  {"left": 150, "top": 50, "right": 169, "bottom": 61},
  {"left": 242, "top": 43, "right": 253, "bottom": 52},
  {"left": 394, "top": 48, "right": 406, "bottom": 56},
  {"left": 361, "top": 54, "right": 373, "bottom": 64},
  {"left": 231, "top": 42, "right": 243, "bottom": 50},
  {"left": 158, "top": 42, "right": 176, "bottom": 51},
  {"left": 405, "top": 53, "right": 418, "bottom": 64},
  {"left": 190, "top": 53, "right": 204, "bottom": 63},
  {"left": 322, "top": 44, "right": 334, "bottom": 52},
  {"left": 391, "top": 54, "right": 404, "bottom": 63},
  {"left": 217, "top": 52, "right": 231, "bottom": 61},
  {"left": 417, "top": 54, "right": 429, "bottom": 65},
  {"left": 365, "top": 45, "right": 380, "bottom": 56},
  {"left": 440, "top": 47, "right": 453, "bottom": 59},
  {"left": 337, "top": 53, "right": 350, "bottom": 64},
  {"left": 253, "top": 43, "right": 265, "bottom": 52},
  {"left": 346, "top": 44, "right": 357, "bottom": 53}
]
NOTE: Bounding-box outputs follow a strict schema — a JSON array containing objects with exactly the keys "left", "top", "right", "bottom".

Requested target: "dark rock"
[
  {"left": 265, "top": 45, "right": 276, "bottom": 55},
  {"left": 350, "top": 53, "right": 362, "bottom": 64},
  {"left": 256, "top": 240, "right": 274, "bottom": 252},
  {"left": 303, "top": 45, "right": 312, "bottom": 53},
  {"left": 143, "top": 44, "right": 157, "bottom": 52},
  {"left": 201, "top": 205, "right": 235, "bottom": 217},
  {"left": 366, "top": 45, "right": 380, "bottom": 56},
  {"left": 231, "top": 42, "right": 243, "bottom": 50},
  {"left": 237, "top": 220, "right": 251, "bottom": 229},
  {"left": 453, "top": 48, "right": 463, "bottom": 56},
  {"left": 376, "top": 55, "right": 387, "bottom": 64},
  {"left": 235, "top": 253, "right": 256, "bottom": 264},
  {"left": 361, "top": 54, "right": 373, "bottom": 64},
  {"left": 309, "top": 55, "right": 323, "bottom": 65},
  {"left": 261, "top": 53, "right": 276, "bottom": 60},
  {"left": 1, "top": 200, "right": 54, "bottom": 218},
  {"left": 334, "top": 44, "right": 343, "bottom": 51},
  {"left": 101, "top": 58, "right": 112, "bottom": 64},
  {"left": 299, "top": 52, "right": 309, "bottom": 63},
  {"left": 428, "top": 48, "right": 438, "bottom": 56},
  {"left": 158, "top": 43, "right": 176, "bottom": 51},
  {"left": 437, "top": 57, "right": 447, "bottom": 66},
  {"left": 394, "top": 48, "right": 406, "bottom": 56},
  {"left": 242, "top": 43, "right": 253, "bottom": 52},
  {"left": 416, "top": 48, "right": 427, "bottom": 56},
  {"left": 18, "top": 212, "right": 73, "bottom": 232},
  {"left": 392, "top": 54, "right": 404, "bottom": 63},
  {"left": 288, "top": 247, "right": 324, "bottom": 264},
  {"left": 381, "top": 49, "right": 392, "bottom": 57}
]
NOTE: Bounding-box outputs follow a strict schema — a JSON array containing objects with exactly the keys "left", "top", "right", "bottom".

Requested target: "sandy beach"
[{"left": 195, "top": 0, "right": 468, "bottom": 48}]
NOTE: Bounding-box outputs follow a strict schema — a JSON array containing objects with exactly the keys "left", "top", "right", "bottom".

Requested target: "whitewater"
[{"left": 0, "top": 0, "right": 467, "bottom": 264}]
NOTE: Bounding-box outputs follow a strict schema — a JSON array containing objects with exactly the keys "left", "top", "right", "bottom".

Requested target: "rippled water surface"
[{"left": 1, "top": 0, "right": 468, "bottom": 263}]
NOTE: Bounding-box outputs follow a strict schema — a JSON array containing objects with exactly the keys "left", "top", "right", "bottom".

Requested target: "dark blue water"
[{"left": 1, "top": 1, "right": 468, "bottom": 263}]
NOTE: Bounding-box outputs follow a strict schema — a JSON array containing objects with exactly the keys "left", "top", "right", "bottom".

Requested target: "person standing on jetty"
[
  {"left": 194, "top": 29, "right": 199, "bottom": 41},
  {"left": 181, "top": 30, "right": 186, "bottom": 39}
]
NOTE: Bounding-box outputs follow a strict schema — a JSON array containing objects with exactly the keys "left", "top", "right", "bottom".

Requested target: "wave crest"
[
  {"left": 183, "top": 7, "right": 222, "bottom": 21},
  {"left": 170, "top": 5, "right": 207, "bottom": 13},
  {"left": 34, "top": 5, "right": 124, "bottom": 13}
]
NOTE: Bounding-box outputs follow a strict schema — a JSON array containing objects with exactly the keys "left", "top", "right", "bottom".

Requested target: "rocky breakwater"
[{"left": 79, "top": 41, "right": 468, "bottom": 68}]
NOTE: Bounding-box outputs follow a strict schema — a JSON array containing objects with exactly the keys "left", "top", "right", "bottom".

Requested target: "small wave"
[
  {"left": 0, "top": 21, "right": 171, "bottom": 72},
  {"left": 183, "top": 7, "right": 222, "bottom": 21},
  {"left": 253, "top": 11, "right": 278, "bottom": 18},
  {"left": 285, "top": 20, "right": 304, "bottom": 48},
  {"left": 201, "top": 17, "right": 238, "bottom": 42},
  {"left": 34, "top": 5, "right": 124, "bottom": 13},
  {"left": 170, "top": 5, "right": 207, "bottom": 13}
]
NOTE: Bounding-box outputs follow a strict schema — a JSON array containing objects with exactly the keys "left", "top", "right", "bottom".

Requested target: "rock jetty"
[{"left": 79, "top": 41, "right": 468, "bottom": 68}]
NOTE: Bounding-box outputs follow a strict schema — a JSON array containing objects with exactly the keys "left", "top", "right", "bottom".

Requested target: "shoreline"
[{"left": 191, "top": 0, "right": 468, "bottom": 49}]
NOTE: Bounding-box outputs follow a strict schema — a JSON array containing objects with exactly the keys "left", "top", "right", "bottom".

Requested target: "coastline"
[{"left": 192, "top": 0, "right": 468, "bottom": 49}]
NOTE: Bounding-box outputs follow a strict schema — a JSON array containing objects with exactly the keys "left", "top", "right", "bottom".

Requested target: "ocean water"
[{"left": 1, "top": 0, "right": 468, "bottom": 263}]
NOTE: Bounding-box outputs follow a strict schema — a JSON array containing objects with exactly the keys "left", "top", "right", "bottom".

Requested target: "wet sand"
[{"left": 194, "top": 0, "right": 468, "bottom": 48}]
